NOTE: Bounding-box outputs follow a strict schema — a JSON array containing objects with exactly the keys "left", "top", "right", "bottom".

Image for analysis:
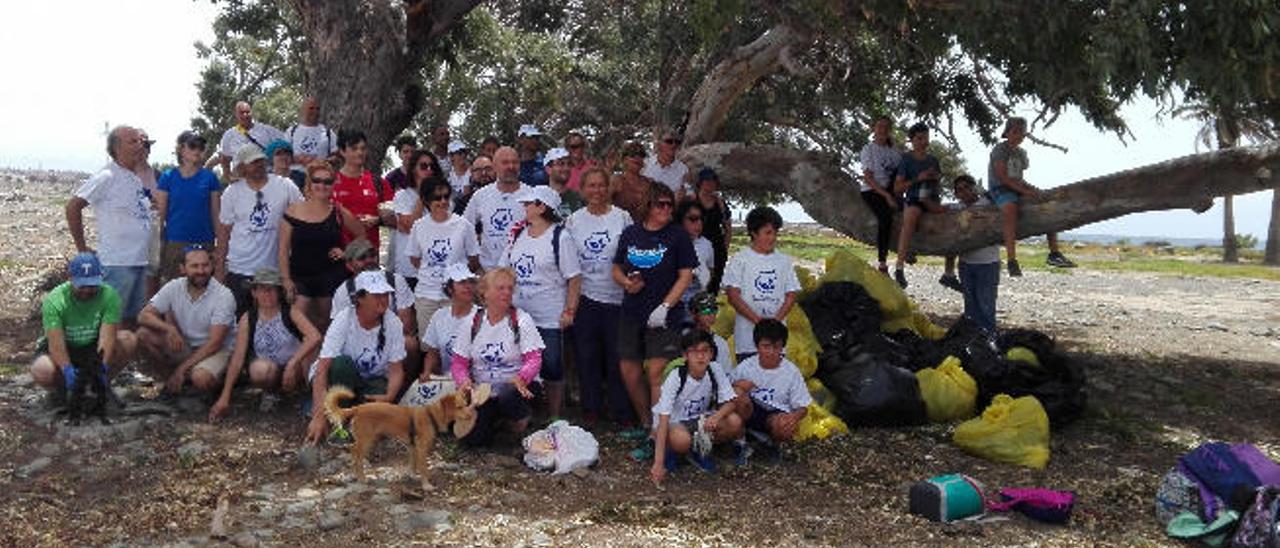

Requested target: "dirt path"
[{"left": 1, "top": 171, "right": 1278, "bottom": 546}]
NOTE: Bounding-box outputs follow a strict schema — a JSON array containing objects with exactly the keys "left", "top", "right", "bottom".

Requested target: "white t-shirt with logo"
[
  {"left": 688, "top": 235, "right": 714, "bottom": 297},
  {"left": 421, "top": 305, "right": 477, "bottom": 361},
  {"left": 219, "top": 123, "right": 286, "bottom": 158},
  {"left": 565, "top": 206, "right": 631, "bottom": 305},
  {"left": 317, "top": 307, "right": 407, "bottom": 380},
  {"left": 462, "top": 183, "right": 528, "bottom": 269},
  {"left": 329, "top": 271, "right": 415, "bottom": 319},
  {"left": 722, "top": 247, "right": 802, "bottom": 354},
  {"left": 75, "top": 163, "right": 153, "bottom": 266},
  {"left": 219, "top": 175, "right": 303, "bottom": 276},
  {"left": 652, "top": 362, "right": 735, "bottom": 424},
  {"left": 285, "top": 123, "right": 337, "bottom": 169},
  {"left": 148, "top": 277, "right": 237, "bottom": 349},
  {"left": 642, "top": 156, "right": 689, "bottom": 194},
  {"left": 731, "top": 355, "right": 812, "bottom": 413},
  {"left": 500, "top": 225, "right": 582, "bottom": 328},
  {"left": 447, "top": 168, "right": 471, "bottom": 200},
  {"left": 405, "top": 214, "right": 480, "bottom": 300},
  {"left": 451, "top": 308, "right": 545, "bottom": 385},
  {"left": 390, "top": 188, "right": 420, "bottom": 277}
]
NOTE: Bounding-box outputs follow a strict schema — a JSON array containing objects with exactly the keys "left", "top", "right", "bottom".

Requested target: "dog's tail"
[{"left": 323, "top": 385, "right": 357, "bottom": 427}]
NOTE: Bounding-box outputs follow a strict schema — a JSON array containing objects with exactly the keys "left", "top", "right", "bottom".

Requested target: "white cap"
[
  {"left": 517, "top": 124, "right": 542, "bottom": 138},
  {"left": 353, "top": 270, "right": 395, "bottom": 295},
  {"left": 447, "top": 139, "right": 468, "bottom": 154},
  {"left": 516, "top": 186, "right": 561, "bottom": 211},
  {"left": 445, "top": 263, "right": 477, "bottom": 282},
  {"left": 232, "top": 144, "right": 266, "bottom": 169},
  {"left": 543, "top": 147, "right": 569, "bottom": 166}
]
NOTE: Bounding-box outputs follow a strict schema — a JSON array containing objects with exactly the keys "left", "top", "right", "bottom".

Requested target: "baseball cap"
[
  {"left": 232, "top": 144, "right": 266, "bottom": 169},
  {"left": 517, "top": 124, "right": 542, "bottom": 138},
  {"left": 543, "top": 147, "right": 568, "bottom": 166},
  {"left": 343, "top": 239, "right": 375, "bottom": 261},
  {"left": 353, "top": 270, "right": 395, "bottom": 295},
  {"left": 251, "top": 268, "right": 283, "bottom": 286},
  {"left": 67, "top": 253, "right": 103, "bottom": 288},
  {"left": 176, "top": 130, "right": 207, "bottom": 148},
  {"left": 516, "top": 186, "right": 562, "bottom": 211},
  {"left": 445, "top": 263, "right": 478, "bottom": 283},
  {"left": 447, "top": 139, "right": 469, "bottom": 154}
]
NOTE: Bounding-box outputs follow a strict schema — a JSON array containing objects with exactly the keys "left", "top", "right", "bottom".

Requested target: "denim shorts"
[
  {"left": 989, "top": 185, "right": 1020, "bottom": 207},
  {"left": 103, "top": 265, "right": 147, "bottom": 320}
]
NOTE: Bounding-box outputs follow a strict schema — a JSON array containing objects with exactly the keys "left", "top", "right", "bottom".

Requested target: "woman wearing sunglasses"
[
  {"left": 406, "top": 176, "right": 481, "bottom": 345},
  {"left": 278, "top": 160, "right": 366, "bottom": 330},
  {"left": 390, "top": 149, "right": 444, "bottom": 292},
  {"left": 611, "top": 183, "right": 697, "bottom": 460}
]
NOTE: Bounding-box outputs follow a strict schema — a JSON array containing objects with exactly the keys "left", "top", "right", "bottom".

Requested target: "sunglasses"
[
  {"left": 653, "top": 200, "right": 674, "bottom": 209},
  {"left": 311, "top": 177, "right": 335, "bottom": 185},
  {"left": 142, "top": 139, "right": 156, "bottom": 149},
  {"left": 696, "top": 306, "right": 718, "bottom": 315},
  {"left": 430, "top": 193, "right": 451, "bottom": 202},
  {"left": 416, "top": 162, "right": 434, "bottom": 170},
  {"left": 185, "top": 142, "right": 206, "bottom": 150}
]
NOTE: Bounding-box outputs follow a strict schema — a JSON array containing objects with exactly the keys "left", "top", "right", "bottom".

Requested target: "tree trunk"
[
  {"left": 1266, "top": 190, "right": 1280, "bottom": 264},
  {"left": 287, "top": 0, "right": 479, "bottom": 169},
  {"left": 682, "top": 23, "right": 808, "bottom": 146},
  {"left": 1222, "top": 195, "right": 1239, "bottom": 262},
  {"left": 682, "top": 143, "right": 1280, "bottom": 255}
]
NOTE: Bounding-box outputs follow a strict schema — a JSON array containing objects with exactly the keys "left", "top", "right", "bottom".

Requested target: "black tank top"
[{"left": 285, "top": 208, "right": 342, "bottom": 274}]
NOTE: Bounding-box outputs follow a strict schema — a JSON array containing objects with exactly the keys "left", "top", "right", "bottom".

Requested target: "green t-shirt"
[{"left": 41, "top": 282, "right": 121, "bottom": 348}]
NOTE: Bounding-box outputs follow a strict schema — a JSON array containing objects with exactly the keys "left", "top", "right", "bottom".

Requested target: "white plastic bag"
[{"left": 521, "top": 420, "right": 599, "bottom": 475}]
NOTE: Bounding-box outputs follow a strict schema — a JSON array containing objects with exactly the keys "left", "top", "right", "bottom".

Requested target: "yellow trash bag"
[
  {"left": 952, "top": 394, "right": 1051, "bottom": 469},
  {"left": 785, "top": 307, "right": 819, "bottom": 378},
  {"left": 795, "top": 264, "right": 819, "bottom": 299},
  {"left": 1005, "top": 347, "right": 1042, "bottom": 368},
  {"left": 712, "top": 293, "right": 735, "bottom": 339},
  {"left": 823, "top": 249, "right": 911, "bottom": 318},
  {"left": 806, "top": 377, "right": 837, "bottom": 411},
  {"left": 795, "top": 403, "right": 850, "bottom": 442},
  {"left": 909, "top": 311, "right": 947, "bottom": 340},
  {"left": 916, "top": 356, "right": 978, "bottom": 422}
]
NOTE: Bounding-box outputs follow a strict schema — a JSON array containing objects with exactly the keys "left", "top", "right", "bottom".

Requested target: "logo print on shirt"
[
  {"left": 416, "top": 382, "right": 440, "bottom": 401},
  {"left": 751, "top": 386, "right": 778, "bottom": 407},
  {"left": 133, "top": 189, "right": 152, "bottom": 221},
  {"left": 682, "top": 395, "right": 708, "bottom": 418},
  {"left": 753, "top": 268, "right": 778, "bottom": 294},
  {"left": 479, "top": 342, "right": 505, "bottom": 366},
  {"left": 427, "top": 239, "right": 451, "bottom": 265},
  {"left": 584, "top": 231, "right": 610, "bottom": 256},
  {"left": 355, "top": 346, "right": 380, "bottom": 375},
  {"left": 489, "top": 208, "right": 513, "bottom": 233},
  {"left": 626, "top": 244, "right": 667, "bottom": 269},
  {"left": 513, "top": 254, "right": 536, "bottom": 279},
  {"left": 249, "top": 197, "right": 271, "bottom": 229}
]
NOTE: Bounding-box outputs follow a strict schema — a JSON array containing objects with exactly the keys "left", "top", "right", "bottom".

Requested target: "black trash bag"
[
  {"left": 993, "top": 329, "right": 1087, "bottom": 429},
  {"left": 800, "top": 282, "right": 882, "bottom": 351},
  {"left": 817, "top": 345, "right": 928, "bottom": 427},
  {"left": 884, "top": 329, "right": 948, "bottom": 372},
  {"left": 939, "top": 318, "right": 1009, "bottom": 391},
  {"left": 850, "top": 332, "right": 919, "bottom": 371}
]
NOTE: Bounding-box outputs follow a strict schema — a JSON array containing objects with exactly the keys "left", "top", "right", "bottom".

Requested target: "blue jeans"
[
  {"left": 103, "top": 265, "right": 147, "bottom": 320},
  {"left": 572, "top": 297, "right": 630, "bottom": 421},
  {"left": 536, "top": 327, "right": 564, "bottom": 382},
  {"left": 959, "top": 261, "right": 1000, "bottom": 333}
]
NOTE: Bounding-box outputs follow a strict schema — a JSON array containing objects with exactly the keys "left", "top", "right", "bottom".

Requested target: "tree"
[
  {"left": 201, "top": 1, "right": 1280, "bottom": 254},
  {"left": 1267, "top": 191, "right": 1280, "bottom": 265}
]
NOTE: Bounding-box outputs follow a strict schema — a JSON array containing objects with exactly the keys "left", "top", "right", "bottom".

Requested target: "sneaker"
[
  {"left": 894, "top": 268, "right": 908, "bottom": 289},
  {"left": 327, "top": 424, "right": 353, "bottom": 447},
  {"left": 1007, "top": 259, "right": 1023, "bottom": 277},
  {"left": 629, "top": 438, "right": 654, "bottom": 462},
  {"left": 733, "top": 441, "right": 752, "bottom": 467},
  {"left": 877, "top": 263, "right": 889, "bottom": 276},
  {"left": 938, "top": 274, "right": 963, "bottom": 292},
  {"left": 905, "top": 251, "right": 918, "bottom": 265},
  {"left": 1046, "top": 251, "right": 1077, "bottom": 268},
  {"left": 686, "top": 451, "right": 717, "bottom": 473}
]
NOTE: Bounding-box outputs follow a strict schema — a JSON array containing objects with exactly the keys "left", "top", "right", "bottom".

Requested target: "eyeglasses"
[
  {"left": 430, "top": 193, "right": 451, "bottom": 202},
  {"left": 685, "top": 216, "right": 702, "bottom": 222},
  {"left": 311, "top": 177, "right": 335, "bottom": 185},
  {"left": 416, "top": 162, "right": 434, "bottom": 170},
  {"left": 653, "top": 200, "right": 674, "bottom": 209}
]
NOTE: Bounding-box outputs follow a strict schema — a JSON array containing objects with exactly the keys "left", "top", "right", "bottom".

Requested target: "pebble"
[
  {"left": 37, "top": 443, "right": 61, "bottom": 457},
  {"left": 230, "top": 532, "right": 260, "bottom": 547},
  {"left": 296, "top": 446, "right": 320, "bottom": 470},
  {"left": 399, "top": 509, "right": 452, "bottom": 533},
  {"left": 1206, "top": 322, "right": 1229, "bottom": 332},
  {"left": 286, "top": 500, "right": 317, "bottom": 515},
  {"left": 177, "top": 440, "right": 208, "bottom": 459},
  {"left": 18, "top": 456, "right": 52, "bottom": 478},
  {"left": 296, "top": 487, "right": 321, "bottom": 499},
  {"left": 318, "top": 510, "right": 347, "bottom": 531}
]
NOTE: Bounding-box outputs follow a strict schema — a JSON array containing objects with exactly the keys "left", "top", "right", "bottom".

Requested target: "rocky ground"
[{"left": 1, "top": 169, "right": 1278, "bottom": 546}]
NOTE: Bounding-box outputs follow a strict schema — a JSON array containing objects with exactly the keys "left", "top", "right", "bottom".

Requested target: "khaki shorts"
[
  {"left": 415, "top": 298, "right": 449, "bottom": 342},
  {"left": 151, "top": 347, "right": 231, "bottom": 381}
]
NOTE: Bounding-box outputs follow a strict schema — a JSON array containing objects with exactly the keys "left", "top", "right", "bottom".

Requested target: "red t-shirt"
[{"left": 332, "top": 170, "right": 392, "bottom": 248}]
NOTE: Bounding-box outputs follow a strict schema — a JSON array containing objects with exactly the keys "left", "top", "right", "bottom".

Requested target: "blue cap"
[
  {"left": 68, "top": 253, "right": 103, "bottom": 288},
  {"left": 264, "top": 139, "right": 293, "bottom": 159}
]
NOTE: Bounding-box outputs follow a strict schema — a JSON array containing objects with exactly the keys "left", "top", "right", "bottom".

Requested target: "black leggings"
[{"left": 861, "top": 190, "right": 895, "bottom": 263}]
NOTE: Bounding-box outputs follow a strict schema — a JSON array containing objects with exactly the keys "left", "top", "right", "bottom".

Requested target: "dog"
[
  {"left": 323, "top": 384, "right": 489, "bottom": 491},
  {"left": 66, "top": 363, "right": 110, "bottom": 426}
]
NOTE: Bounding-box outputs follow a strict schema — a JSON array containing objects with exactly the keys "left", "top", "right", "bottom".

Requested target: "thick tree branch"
[{"left": 682, "top": 143, "right": 1280, "bottom": 255}]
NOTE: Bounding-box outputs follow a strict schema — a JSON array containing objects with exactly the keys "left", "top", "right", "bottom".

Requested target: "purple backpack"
[{"left": 987, "top": 488, "right": 1076, "bottom": 524}]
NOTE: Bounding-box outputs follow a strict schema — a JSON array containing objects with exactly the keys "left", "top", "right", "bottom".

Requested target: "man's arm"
[
  {"left": 66, "top": 197, "right": 92, "bottom": 253},
  {"left": 175, "top": 324, "right": 230, "bottom": 377},
  {"left": 154, "top": 190, "right": 169, "bottom": 240},
  {"left": 97, "top": 322, "right": 119, "bottom": 366},
  {"left": 45, "top": 329, "right": 72, "bottom": 370}
]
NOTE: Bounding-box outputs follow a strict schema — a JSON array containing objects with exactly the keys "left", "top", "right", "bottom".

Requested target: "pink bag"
[{"left": 987, "top": 488, "right": 1076, "bottom": 524}]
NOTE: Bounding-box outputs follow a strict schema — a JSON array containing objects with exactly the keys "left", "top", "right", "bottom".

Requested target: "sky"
[{"left": 0, "top": 1, "right": 1273, "bottom": 241}]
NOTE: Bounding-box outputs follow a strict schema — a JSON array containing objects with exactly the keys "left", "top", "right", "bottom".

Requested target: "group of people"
[
  {"left": 859, "top": 116, "right": 1077, "bottom": 333},
  {"left": 34, "top": 97, "right": 1047, "bottom": 481}
]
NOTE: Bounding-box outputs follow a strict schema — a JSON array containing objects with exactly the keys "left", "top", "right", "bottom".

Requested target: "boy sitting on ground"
[
  {"left": 650, "top": 330, "right": 742, "bottom": 486},
  {"left": 730, "top": 319, "right": 810, "bottom": 461}
]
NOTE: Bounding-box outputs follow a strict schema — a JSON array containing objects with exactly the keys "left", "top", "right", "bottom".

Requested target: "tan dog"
[{"left": 323, "top": 384, "right": 490, "bottom": 490}]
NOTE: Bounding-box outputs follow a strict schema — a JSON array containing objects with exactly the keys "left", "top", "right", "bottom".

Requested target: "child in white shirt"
[
  {"left": 731, "top": 319, "right": 810, "bottom": 453},
  {"left": 649, "top": 330, "right": 741, "bottom": 486},
  {"left": 723, "top": 206, "right": 800, "bottom": 363}
]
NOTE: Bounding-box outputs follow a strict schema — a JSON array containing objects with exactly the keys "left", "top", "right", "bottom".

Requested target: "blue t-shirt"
[
  {"left": 157, "top": 167, "right": 221, "bottom": 243},
  {"left": 897, "top": 152, "right": 941, "bottom": 203},
  {"left": 612, "top": 222, "right": 698, "bottom": 324},
  {"left": 520, "top": 156, "right": 547, "bottom": 187}
]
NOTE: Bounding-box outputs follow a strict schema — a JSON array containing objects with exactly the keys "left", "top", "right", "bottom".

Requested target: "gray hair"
[{"left": 106, "top": 125, "right": 132, "bottom": 160}]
